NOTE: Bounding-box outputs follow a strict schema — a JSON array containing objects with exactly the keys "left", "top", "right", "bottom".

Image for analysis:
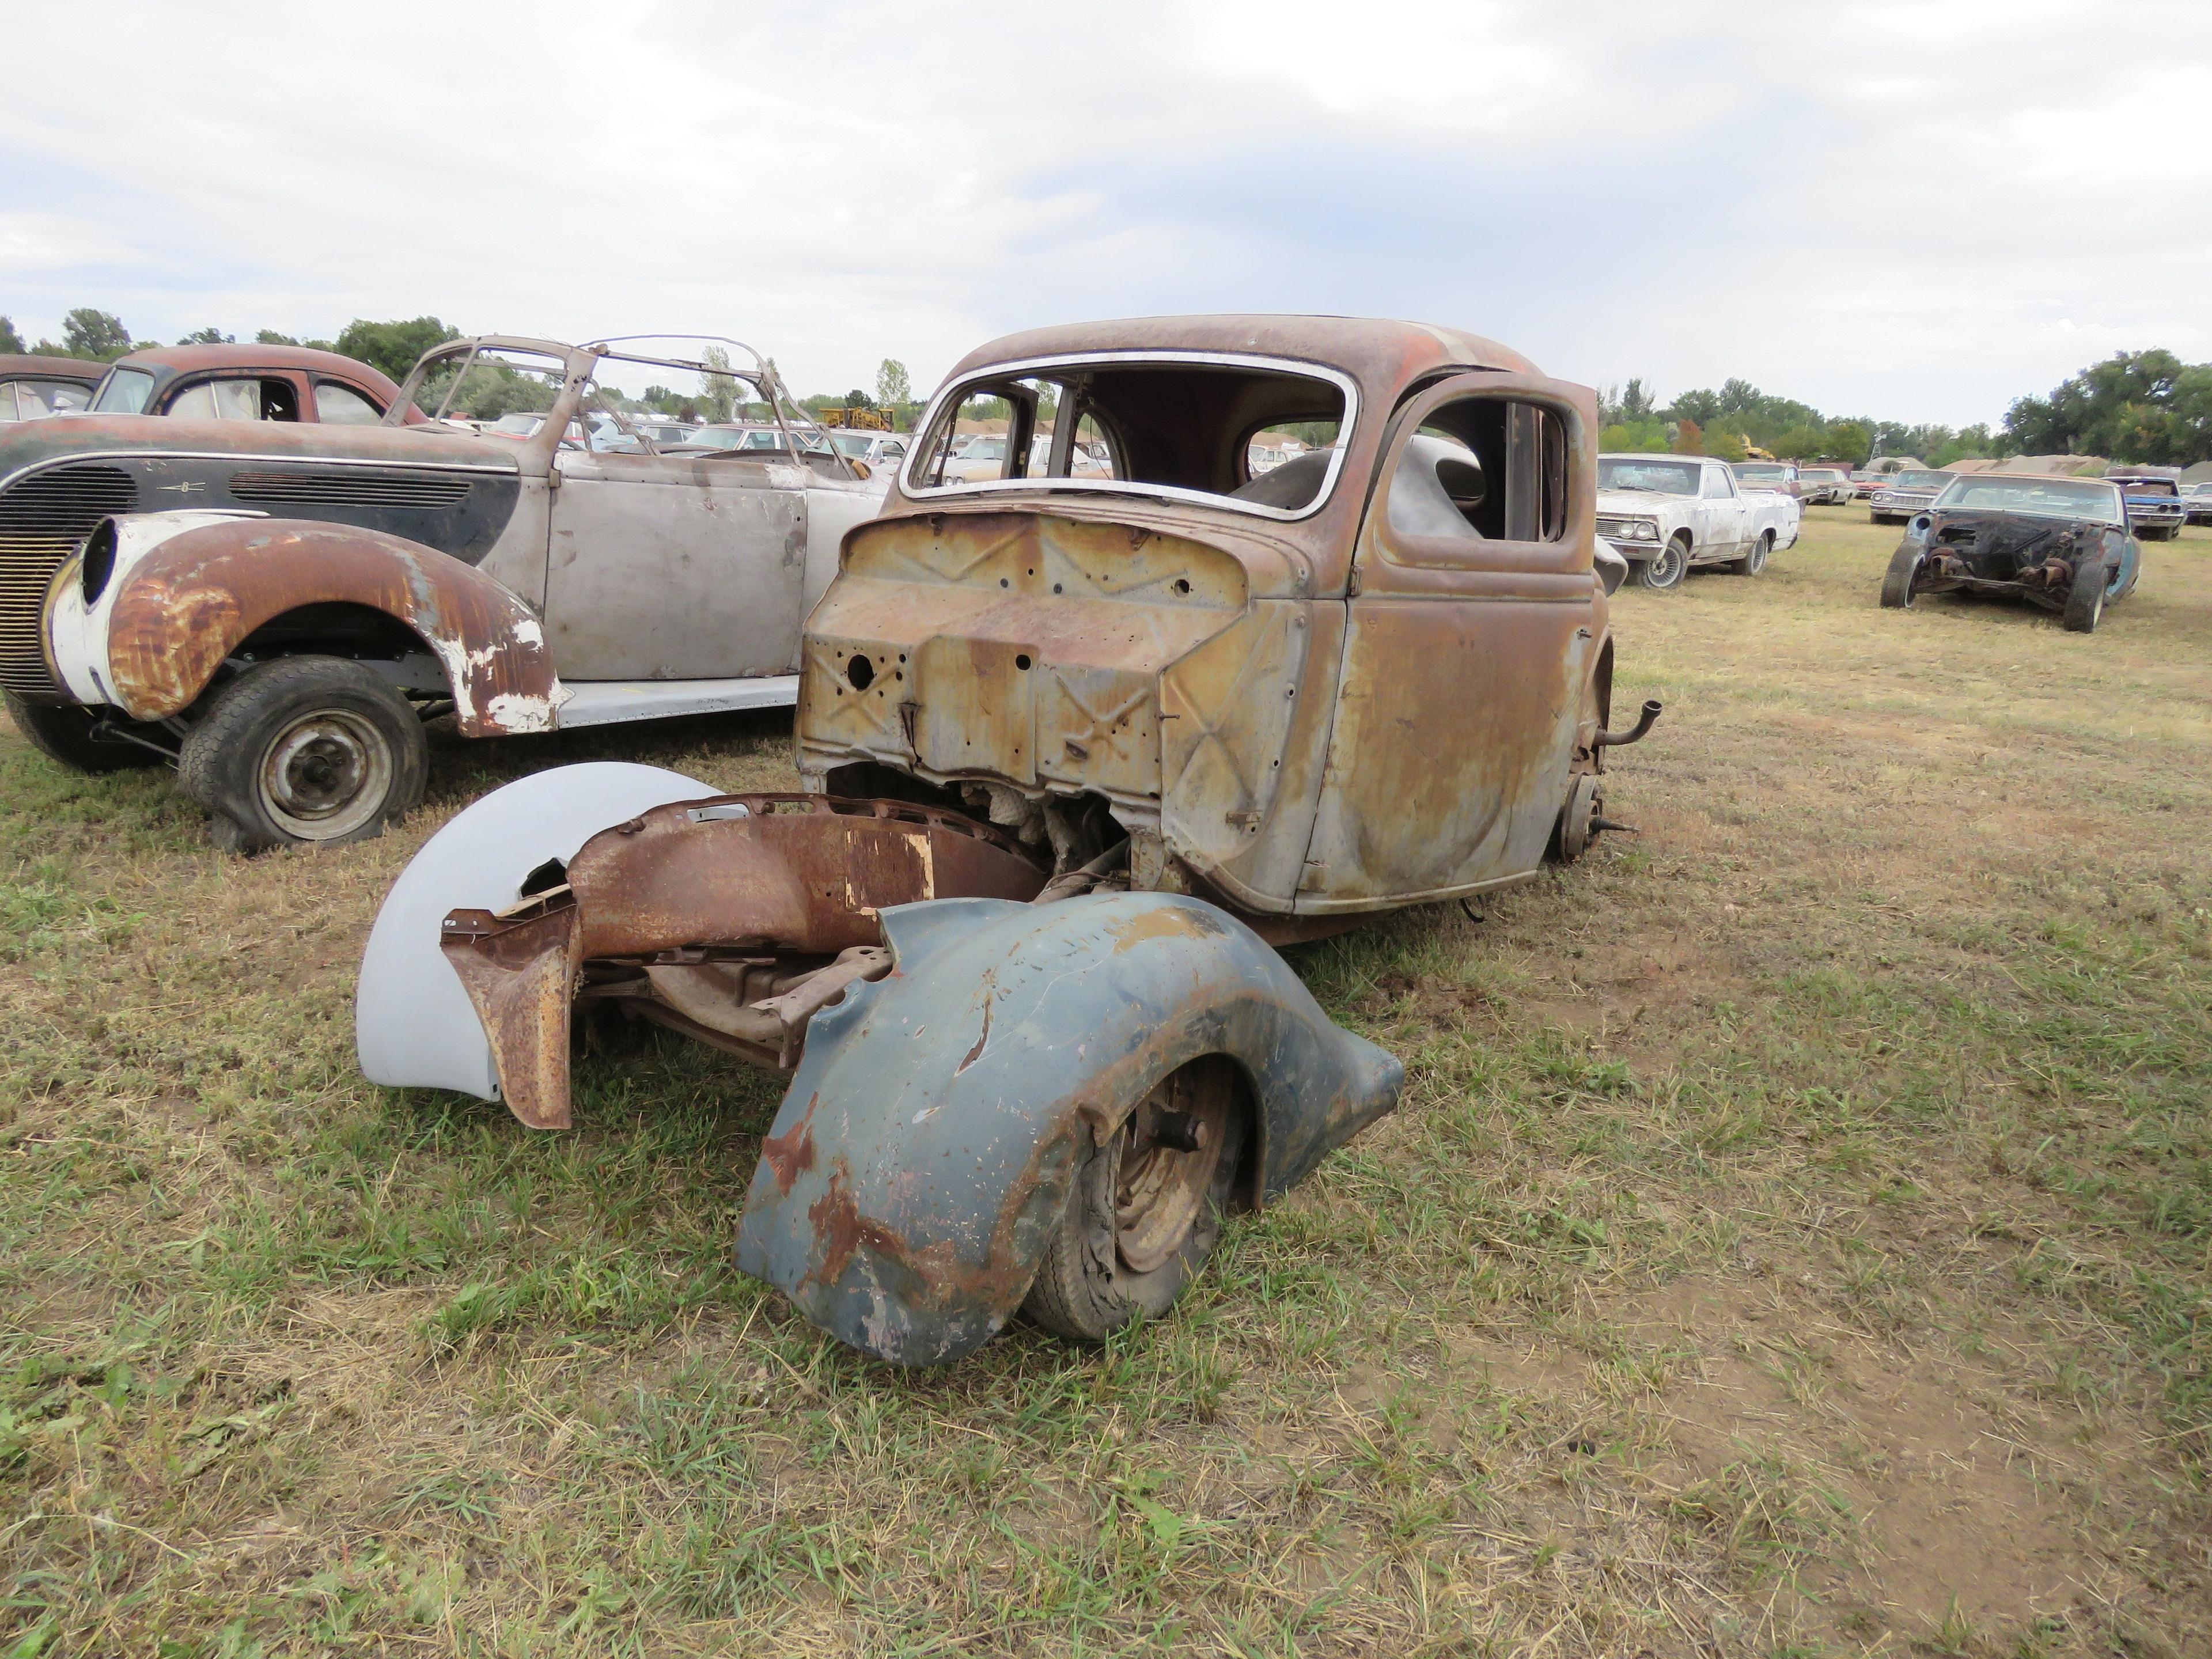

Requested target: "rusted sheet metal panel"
[
  {"left": 438, "top": 795, "right": 1047, "bottom": 1130},
  {"left": 440, "top": 902, "right": 584, "bottom": 1129},
  {"left": 733, "top": 892, "right": 1403, "bottom": 1366},
  {"left": 103, "top": 518, "right": 557, "bottom": 734},
  {"left": 800, "top": 513, "right": 1250, "bottom": 810},
  {"left": 1300, "top": 596, "right": 1590, "bottom": 908},
  {"left": 0, "top": 413, "right": 522, "bottom": 484},
  {"left": 1157, "top": 598, "right": 1313, "bottom": 903},
  {"left": 566, "top": 794, "right": 1044, "bottom": 957}
]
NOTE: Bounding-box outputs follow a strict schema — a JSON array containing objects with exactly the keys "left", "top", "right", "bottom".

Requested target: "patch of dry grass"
[{"left": 2, "top": 510, "right": 2207, "bottom": 1656}]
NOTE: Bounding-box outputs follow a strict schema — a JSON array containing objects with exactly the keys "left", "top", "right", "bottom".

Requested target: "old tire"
[
  {"left": 1880, "top": 547, "right": 1923, "bottom": 608},
  {"left": 2062, "top": 557, "right": 2109, "bottom": 634},
  {"left": 1021, "top": 1056, "right": 1248, "bottom": 1343},
  {"left": 1729, "top": 531, "right": 1771, "bottom": 576},
  {"left": 178, "top": 657, "right": 428, "bottom": 853},
  {"left": 4, "top": 691, "right": 167, "bottom": 774},
  {"left": 1635, "top": 536, "right": 1690, "bottom": 590}
]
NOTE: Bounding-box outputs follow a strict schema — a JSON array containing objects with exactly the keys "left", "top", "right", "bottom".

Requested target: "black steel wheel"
[
  {"left": 4, "top": 691, "right": 168, "bottom": 774},
  {"left": 178, "top": 656, "right": 429, "bottom": 853},
  {"left": 1021, "top": 1056, "right": 1247, "bottom": 1343},
  {"left": 1635, "top": 536, "right": 1690, "bottom": 590},
  {"left": 1880, "top": 547, "right": 1923, "bottom": 609}
]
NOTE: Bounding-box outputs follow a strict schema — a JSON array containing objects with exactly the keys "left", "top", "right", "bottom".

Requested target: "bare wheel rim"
[
  {"left": 1113, "top": 1063, "right": 1232, "bottom": 1275},
  {"left": 257, "top": 709, "right": 393, "bottom": 840}
]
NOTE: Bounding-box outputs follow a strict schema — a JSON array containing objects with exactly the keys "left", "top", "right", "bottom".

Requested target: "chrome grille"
[
  {"left": 0, "top": 464, "right": 135, "bottom": 696},
  {"left": 228, "top": 469, "right": 472, "bottom": 510}
]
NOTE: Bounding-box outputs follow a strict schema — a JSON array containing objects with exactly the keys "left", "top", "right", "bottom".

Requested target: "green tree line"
[{"left": 11, "top": 306, "right": 2202, "bottom": 464}]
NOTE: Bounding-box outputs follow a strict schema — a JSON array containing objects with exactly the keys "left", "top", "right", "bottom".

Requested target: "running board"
[{"left": 552, "top": 675, "right": 798, "bottom": 729}]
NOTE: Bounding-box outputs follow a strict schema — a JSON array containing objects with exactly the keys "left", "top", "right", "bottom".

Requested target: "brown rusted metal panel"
[
  {"left": 102, "top": 518, "right": 558, "bottom": 734},
  {"left": 440, "top": 900, "right": 584, "bottom": 1130},
  {"left": 441, "top": 795, "right": 1047, "bottom": 1129},
  {"left": 566, "top": 794, "right": 1045, "bottom": 957}
]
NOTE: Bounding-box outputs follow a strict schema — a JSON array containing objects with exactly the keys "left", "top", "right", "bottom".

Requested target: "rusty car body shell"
[{"left": 369, "top": 316, "right": 1639, "bottom": 1366}]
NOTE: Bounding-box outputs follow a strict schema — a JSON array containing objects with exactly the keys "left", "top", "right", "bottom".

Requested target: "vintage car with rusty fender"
[
  {"left": 3, "top": 335, "right": 878, "bottom": 849},
  {"left": 355, "top": 315, "right": 1661, "bottom": 1366}
]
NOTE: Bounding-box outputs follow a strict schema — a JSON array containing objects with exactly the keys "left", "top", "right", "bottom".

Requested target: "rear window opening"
[{"left": 910, "top": 355, "right": 1354, "bottom": 518}]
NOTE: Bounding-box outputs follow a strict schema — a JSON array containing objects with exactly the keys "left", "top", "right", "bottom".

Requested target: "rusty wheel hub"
[
  {"left": 1113, "top": 1064, "right": 1230, "bottom": 1274},
  {"left": 259, "top": 710, "right": 391, "bottom": 840}
]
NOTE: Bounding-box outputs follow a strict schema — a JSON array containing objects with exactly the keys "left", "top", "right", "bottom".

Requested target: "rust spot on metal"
[
  {"left": 760, "top": 1093, "right": 820, "bottom": 1195},
  {"left": 956, "top": 998, "right": 992, "bottom": 1074},
  {"left": 103, "top": 518, "right": 556, "bottom": 734},
  {"left": 1109, "top": 905, "right": 1220, "bottom": 952}
]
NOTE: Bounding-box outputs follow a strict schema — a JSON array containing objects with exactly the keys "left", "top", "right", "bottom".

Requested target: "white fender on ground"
[{"left": 354, "top": 762, "right": 714, "bottom": 1099}]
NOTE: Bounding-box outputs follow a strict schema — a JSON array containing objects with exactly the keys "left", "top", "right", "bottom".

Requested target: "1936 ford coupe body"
[{"left": 358, "top": 316, "right": 1657, "bottom": 1365}]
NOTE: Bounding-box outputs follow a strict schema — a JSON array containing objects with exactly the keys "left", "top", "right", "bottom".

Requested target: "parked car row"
[{"left": 3, "top": 333, "right": 882, "bottom": 849}]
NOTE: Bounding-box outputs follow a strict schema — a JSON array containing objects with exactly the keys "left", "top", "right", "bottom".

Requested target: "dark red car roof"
[
  {"left": 110, "top": 343, "right": 401, "bottom": 395},
  {"left": 0, "top": 354, "right": 106, "bottom": 384}
]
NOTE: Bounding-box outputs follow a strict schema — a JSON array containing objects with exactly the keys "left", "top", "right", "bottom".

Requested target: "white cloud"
[{"left": 2, "top": 0, "right": 2208, "bottom": 425}]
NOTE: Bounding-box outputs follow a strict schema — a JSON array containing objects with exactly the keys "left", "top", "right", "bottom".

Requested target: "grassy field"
[{"left": 2, "top": 508, "right": 2208, "bottom": 1657}]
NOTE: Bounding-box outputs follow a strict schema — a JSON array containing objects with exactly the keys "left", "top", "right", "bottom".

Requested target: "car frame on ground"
[
  {"left": 1868, "top": 468, "right": 1952, "bottom": 524},
  {"left": 4, "top": 334, "right": 878, "bottom": 850},
  {"left": 1597, "top": 452, "right": 1801, "bottom": 589},
  {"left": 0, "top": 354, "right": 104, "bottom": 423},
  {"left": 1879, "top": 472, "right": 2141, "bottom": 632},
  {"left": 358, "top": 314, "right": 1662, "bottom": 1368},
  {"left": 2105, "top": 470, "right": 2187, "bottom": 541}
]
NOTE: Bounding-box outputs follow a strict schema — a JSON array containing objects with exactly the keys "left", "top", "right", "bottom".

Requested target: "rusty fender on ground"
[
  {"left": 438, "top": 795, "right": 1047, "bottom": 1129},
  {"left": 733, "top": 891, "right": 1403, "bottom": 1366},
  {"left": 97, "top": 517, "right": 558, "bottom": 734}
]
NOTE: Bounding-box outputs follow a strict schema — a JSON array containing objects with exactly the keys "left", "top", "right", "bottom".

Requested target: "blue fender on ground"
[{"left": 733, "top": 891, "right": 1403, "bottom": 1366}]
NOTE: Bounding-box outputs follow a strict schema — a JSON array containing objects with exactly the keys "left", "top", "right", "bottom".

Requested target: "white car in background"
[{"left": 1596, "top": 452, "right": 1802, "bottom": 590}]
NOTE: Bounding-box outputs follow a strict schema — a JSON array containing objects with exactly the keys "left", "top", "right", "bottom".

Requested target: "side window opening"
[
  {"left": 1702, "top": 468, "right": 1733, "bottom": 499},
  {"left": 165, "top": 377, "right": 300, "bottom": 421},
  {"left": 315, "top": 380, "right": 384, "bottom": 425},
  {"left": 1387, "top": 397, "right": 1567, "bottom": 544}
]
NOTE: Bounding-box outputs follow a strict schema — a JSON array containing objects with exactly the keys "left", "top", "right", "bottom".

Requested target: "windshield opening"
[
  {"left": 910, "top": 355, "right": 1352, "bottom": 517},
  {"left": 1599, "top": 456, "right": 1702, "bottom": 495},
  {"left": 1933, "top": 476, "right": 2123, "bottom": 524}
]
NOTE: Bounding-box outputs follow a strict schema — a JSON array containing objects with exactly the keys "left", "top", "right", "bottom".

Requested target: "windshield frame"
[
  {"left": 899, "top": 349, "right": 1361, "bottom": 523},
  {"left": 1597, "top": 456, "right": 1703, "bottom": 497},
  {"left": 1930, "top": 475, "right": 2124, "bottom": 525},
  {"left": 90, "top": 365, "right": 158, "bottom": 415}
]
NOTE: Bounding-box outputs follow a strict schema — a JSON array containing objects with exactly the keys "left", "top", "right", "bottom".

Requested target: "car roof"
[
  {"left": 108, "top": 343, "right": 401, "bottom": 392},
  {"left": 1601, "top": 452, "right": 1714, "bottom": 463},
  {"left": 944, "top": 315, "right": 1539, "bottom": 406},
  {"left": 0, "top": 354, "right": 106, "bottom": 383},
  {"left": 1950, "top": 472, "right": 2116, "bottom": 488}
]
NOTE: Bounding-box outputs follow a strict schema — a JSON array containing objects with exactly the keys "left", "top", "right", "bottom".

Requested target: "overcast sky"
[{"left": 7, "top": 1, "right": 2209, "bottom": 426}]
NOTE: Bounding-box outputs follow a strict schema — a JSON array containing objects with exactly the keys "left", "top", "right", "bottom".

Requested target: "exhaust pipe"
[{"left": 1594, "top": 699, "right": 1663, "bottom": 749}]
